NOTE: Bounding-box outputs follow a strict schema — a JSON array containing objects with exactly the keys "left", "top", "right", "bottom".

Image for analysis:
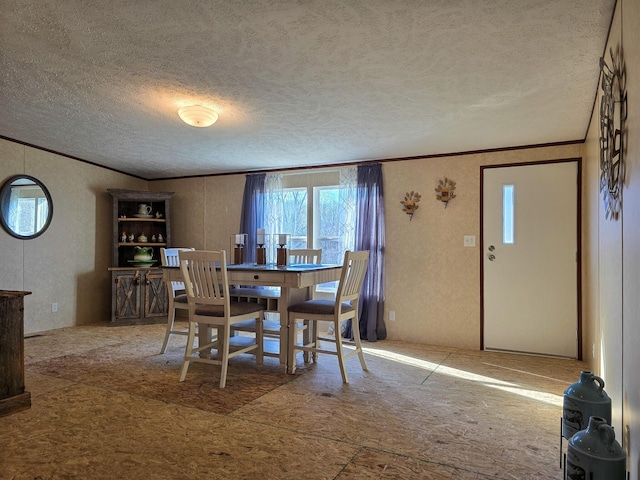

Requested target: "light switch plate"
[{"left": 463, "top": 235, "right": 476, "bottom": 247}]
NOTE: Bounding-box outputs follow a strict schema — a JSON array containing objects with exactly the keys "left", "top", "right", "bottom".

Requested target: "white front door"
[{"left": 482, "top": 161, "right": 579, "bottom": 358}]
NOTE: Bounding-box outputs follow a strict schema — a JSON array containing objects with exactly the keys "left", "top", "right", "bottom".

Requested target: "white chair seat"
[
  {"left": 287, "top": 299, "right": 354, "bottom": 315},
  {"left": 195, "top": 301, "right": 265, "bottom": 317}
]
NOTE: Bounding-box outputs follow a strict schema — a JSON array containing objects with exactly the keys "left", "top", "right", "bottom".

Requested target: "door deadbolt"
[
  {"left": 488, "top": 245, "right": 495, "bottom": 251},
  {"left": 488, "top": 254, "right": 496, "bottom": 261}
]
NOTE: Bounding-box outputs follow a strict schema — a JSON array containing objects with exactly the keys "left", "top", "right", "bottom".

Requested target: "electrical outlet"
[
  {"left": 463, "top": 235, "right": 476, "bottom": 247},
  {"left": 388, "top": 310, "right": 395, "bottom": 321},
  {"left": 51, "top": 303, "right": 58, "bottom": 313}
]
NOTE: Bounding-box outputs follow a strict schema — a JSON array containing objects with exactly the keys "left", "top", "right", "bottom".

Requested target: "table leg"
[
  {"left": 278, "top": 287, "right": 290, "bottom": 372},
  {"left": 198, "top": 325, "right": 214, "bottom": 358},
  {"left": 281, "top": 286, "right": 311, "bottom": 373}
]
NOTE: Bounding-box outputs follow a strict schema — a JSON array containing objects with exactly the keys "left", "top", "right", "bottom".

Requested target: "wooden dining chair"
[
  {"left": 287, "top": 250, "right": 369, "bottom": 383},
  {"left": 159, "top": 247, "right": 194, "bottom": 353},
  {"left": 286, "top": 248, "right": 323, "bottom": 359},
  {"left": 178, "top": 250, "right": 264, "bottom": 388}
]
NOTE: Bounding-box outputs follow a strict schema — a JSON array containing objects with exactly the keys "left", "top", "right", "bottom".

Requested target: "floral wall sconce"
[
  {"left": 401, "top": 191, "right": 421, "bottom": 220},
  {"left": 435, "top": 177, "right": 456, "bottom": 208}
]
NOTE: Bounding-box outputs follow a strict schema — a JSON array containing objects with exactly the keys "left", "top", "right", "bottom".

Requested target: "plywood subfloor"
[{"left": 0, "top": 323, "right": 585, "bottom": 479}]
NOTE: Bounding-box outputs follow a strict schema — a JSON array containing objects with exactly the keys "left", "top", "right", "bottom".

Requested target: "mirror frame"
[{"left": 0, "top": 175, "right": 54, "bottom": 240}]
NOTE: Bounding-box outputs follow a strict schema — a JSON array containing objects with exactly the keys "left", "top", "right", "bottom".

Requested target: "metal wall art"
[
  {"left": 435, "top": 177, "right": 456, "bottom": 208},
  {"left": 400, "top": 191, "right": 421, "bottom": 220},
  {"left": 599, "top": 46, "right": 627, "bottom": 220}
]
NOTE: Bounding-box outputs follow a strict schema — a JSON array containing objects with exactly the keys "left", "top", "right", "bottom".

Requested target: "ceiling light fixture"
[{"left": 177, "top": 105, "right": 218, "bottom": 127}]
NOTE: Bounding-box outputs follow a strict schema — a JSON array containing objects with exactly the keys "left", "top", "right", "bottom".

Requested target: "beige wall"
[
  {"left": 382, "top": 145, "right": 582, "bottom": 349},
  {"left": 582, "top": 0, "right": 639, "bottom": 470},
  {"left": 150, "top": 174, "right": 247, "bottom": 252},
  {"left": 621, "top": 0, "right": 640, "bottom": 469},
  {"left": 0, "top": 138, "right": 146, "bottom": 333},
  {"left": 152, "top": 143, "right": 580, "bottom": 351}
]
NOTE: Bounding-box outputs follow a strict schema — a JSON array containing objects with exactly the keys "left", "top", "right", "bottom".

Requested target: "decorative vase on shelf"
[
  {"left": 133, "top": 246, "right": 153, "bottom": 262},
  {"left": 137, "top": 204, "right": 152, "bottom": 215}
]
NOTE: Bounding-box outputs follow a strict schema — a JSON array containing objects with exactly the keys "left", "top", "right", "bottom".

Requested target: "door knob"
[{"left": 488, "top": 254, "right": 496, "bottom": 261}]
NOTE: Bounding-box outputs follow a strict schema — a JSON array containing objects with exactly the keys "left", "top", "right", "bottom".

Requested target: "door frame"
[{"left": 479, "top": 157, "right": 583, "bottom": 360}]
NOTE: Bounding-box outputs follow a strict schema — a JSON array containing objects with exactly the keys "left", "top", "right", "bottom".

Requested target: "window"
[
  {"left": 280, "top": 187, "right": 308, "bottom": 249},
  {"left": 271, "top": 171, "right": 356, "bottom": 293},
  {"left": 280, "top": 185, "right": 351, "bottom": 262},
  {"left": 314, "top": 186, "right": 345, "bottom": 265},
  {"left": 503, "top": 184, "right": 515, "bottom": 244},
  {"left": 11, "top": 185, "right": 49, "bottom": 236}
]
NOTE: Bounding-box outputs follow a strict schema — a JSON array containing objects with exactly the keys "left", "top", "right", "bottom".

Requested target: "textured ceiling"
[{"left": 1, "top": 1, "right": 615, "bottom": 179}]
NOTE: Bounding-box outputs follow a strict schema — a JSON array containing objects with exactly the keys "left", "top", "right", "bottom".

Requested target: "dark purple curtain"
[
  {"left": 239, "top": 173, "right": 266, "bottom": 264},
  {"left": 346, "top": 163, "right": 386, "bottom": 341}
]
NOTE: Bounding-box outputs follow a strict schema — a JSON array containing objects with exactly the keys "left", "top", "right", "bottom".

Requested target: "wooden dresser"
[{"left": 0, "top": 290, "right": 31, "bottom": 417}]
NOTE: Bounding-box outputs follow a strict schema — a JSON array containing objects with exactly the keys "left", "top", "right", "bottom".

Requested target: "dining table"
[{"left": 162, "top": 262, "right": 343, "bottom": 373}]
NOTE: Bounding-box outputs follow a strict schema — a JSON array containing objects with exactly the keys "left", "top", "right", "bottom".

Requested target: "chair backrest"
[
  {"left": 336, "top": 250, "right": 369, "bottom": 304},
  {"left": 160, "top": 247, "right": 194, "bottom": 267},
  {"left": 161, "top": 247, "right": 194, "bottom": 292},
  {"left": 179, "top": 250, "right": 230, "bottom": 309},
  {"left": 289, "top": 248, "right": 322, "bottom": 265}
]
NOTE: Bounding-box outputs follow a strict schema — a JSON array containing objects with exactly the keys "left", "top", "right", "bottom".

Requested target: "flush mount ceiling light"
[{"left": 177, "top": 105, "right": 218, "bottom": 127}]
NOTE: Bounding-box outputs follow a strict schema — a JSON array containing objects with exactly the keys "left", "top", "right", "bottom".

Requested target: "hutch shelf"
[{"left": 107, "top": 189, "right": 174, "bottom": 326}]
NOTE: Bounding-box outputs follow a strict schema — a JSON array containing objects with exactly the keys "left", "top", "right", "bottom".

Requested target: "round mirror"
[{"left": 0, "top": 175, "right": 53, "bottom": 239}]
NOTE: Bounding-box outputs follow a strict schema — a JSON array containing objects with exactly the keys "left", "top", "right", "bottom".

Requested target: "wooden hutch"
[{"left": 108, "top": 189, "right": 174, "bottom": 325}]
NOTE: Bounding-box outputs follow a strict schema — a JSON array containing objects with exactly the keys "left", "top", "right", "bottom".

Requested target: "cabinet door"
[
  {"left": 114, "top": 271, "right": 141, "bottom": 320},
  {"left": 144, "top": 270, "right": 168, "bottom": 318}
]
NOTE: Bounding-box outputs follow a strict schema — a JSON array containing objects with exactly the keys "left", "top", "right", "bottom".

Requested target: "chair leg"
[
  {"left": 179, "top": 320, "right": 196, "bottom": 382},
  {"left": 287, "top": 312, "right": 298, "bottom": 374},
  {"left": 256, "top": 313, "right": 264, "bottom": 366},
  {"left": 333, "top": 319, "right": 349, "bottom": 384},
  {"left": 302, "top": 319, "right": 310, "bottom": 363},
  {"left": 160, "top": 301, "right": 176, "bottom": 354},
  {"left": 219, "top": 325, "right": 230, "bottom": 388},
  {"left": 351, "top": 313, "right": 368, "bottom": 372},
  {"left": 311, "top": 319, "right": 319, "bottom": 362}
]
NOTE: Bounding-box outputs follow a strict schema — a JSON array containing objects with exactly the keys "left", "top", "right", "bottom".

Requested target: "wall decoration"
[
  {"left": 599, "top": 46, "right": 627, "bottom": 220},
  {"left": 435, "top": 177, "right": 456, "bottom": 208},
  {"left": 400, "top": 191, "right": 421, "bottom": 220},
  {"left": 0, "top": 175, "right": 54, "bottom": 239}
]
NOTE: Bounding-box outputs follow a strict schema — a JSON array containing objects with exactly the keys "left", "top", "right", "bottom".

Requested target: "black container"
[
  {"left": 563, "top": 371, "right": 611, "bottom": 439},
  {"left": 566, "top": 416, "right": 626, "bottom": 479}
]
